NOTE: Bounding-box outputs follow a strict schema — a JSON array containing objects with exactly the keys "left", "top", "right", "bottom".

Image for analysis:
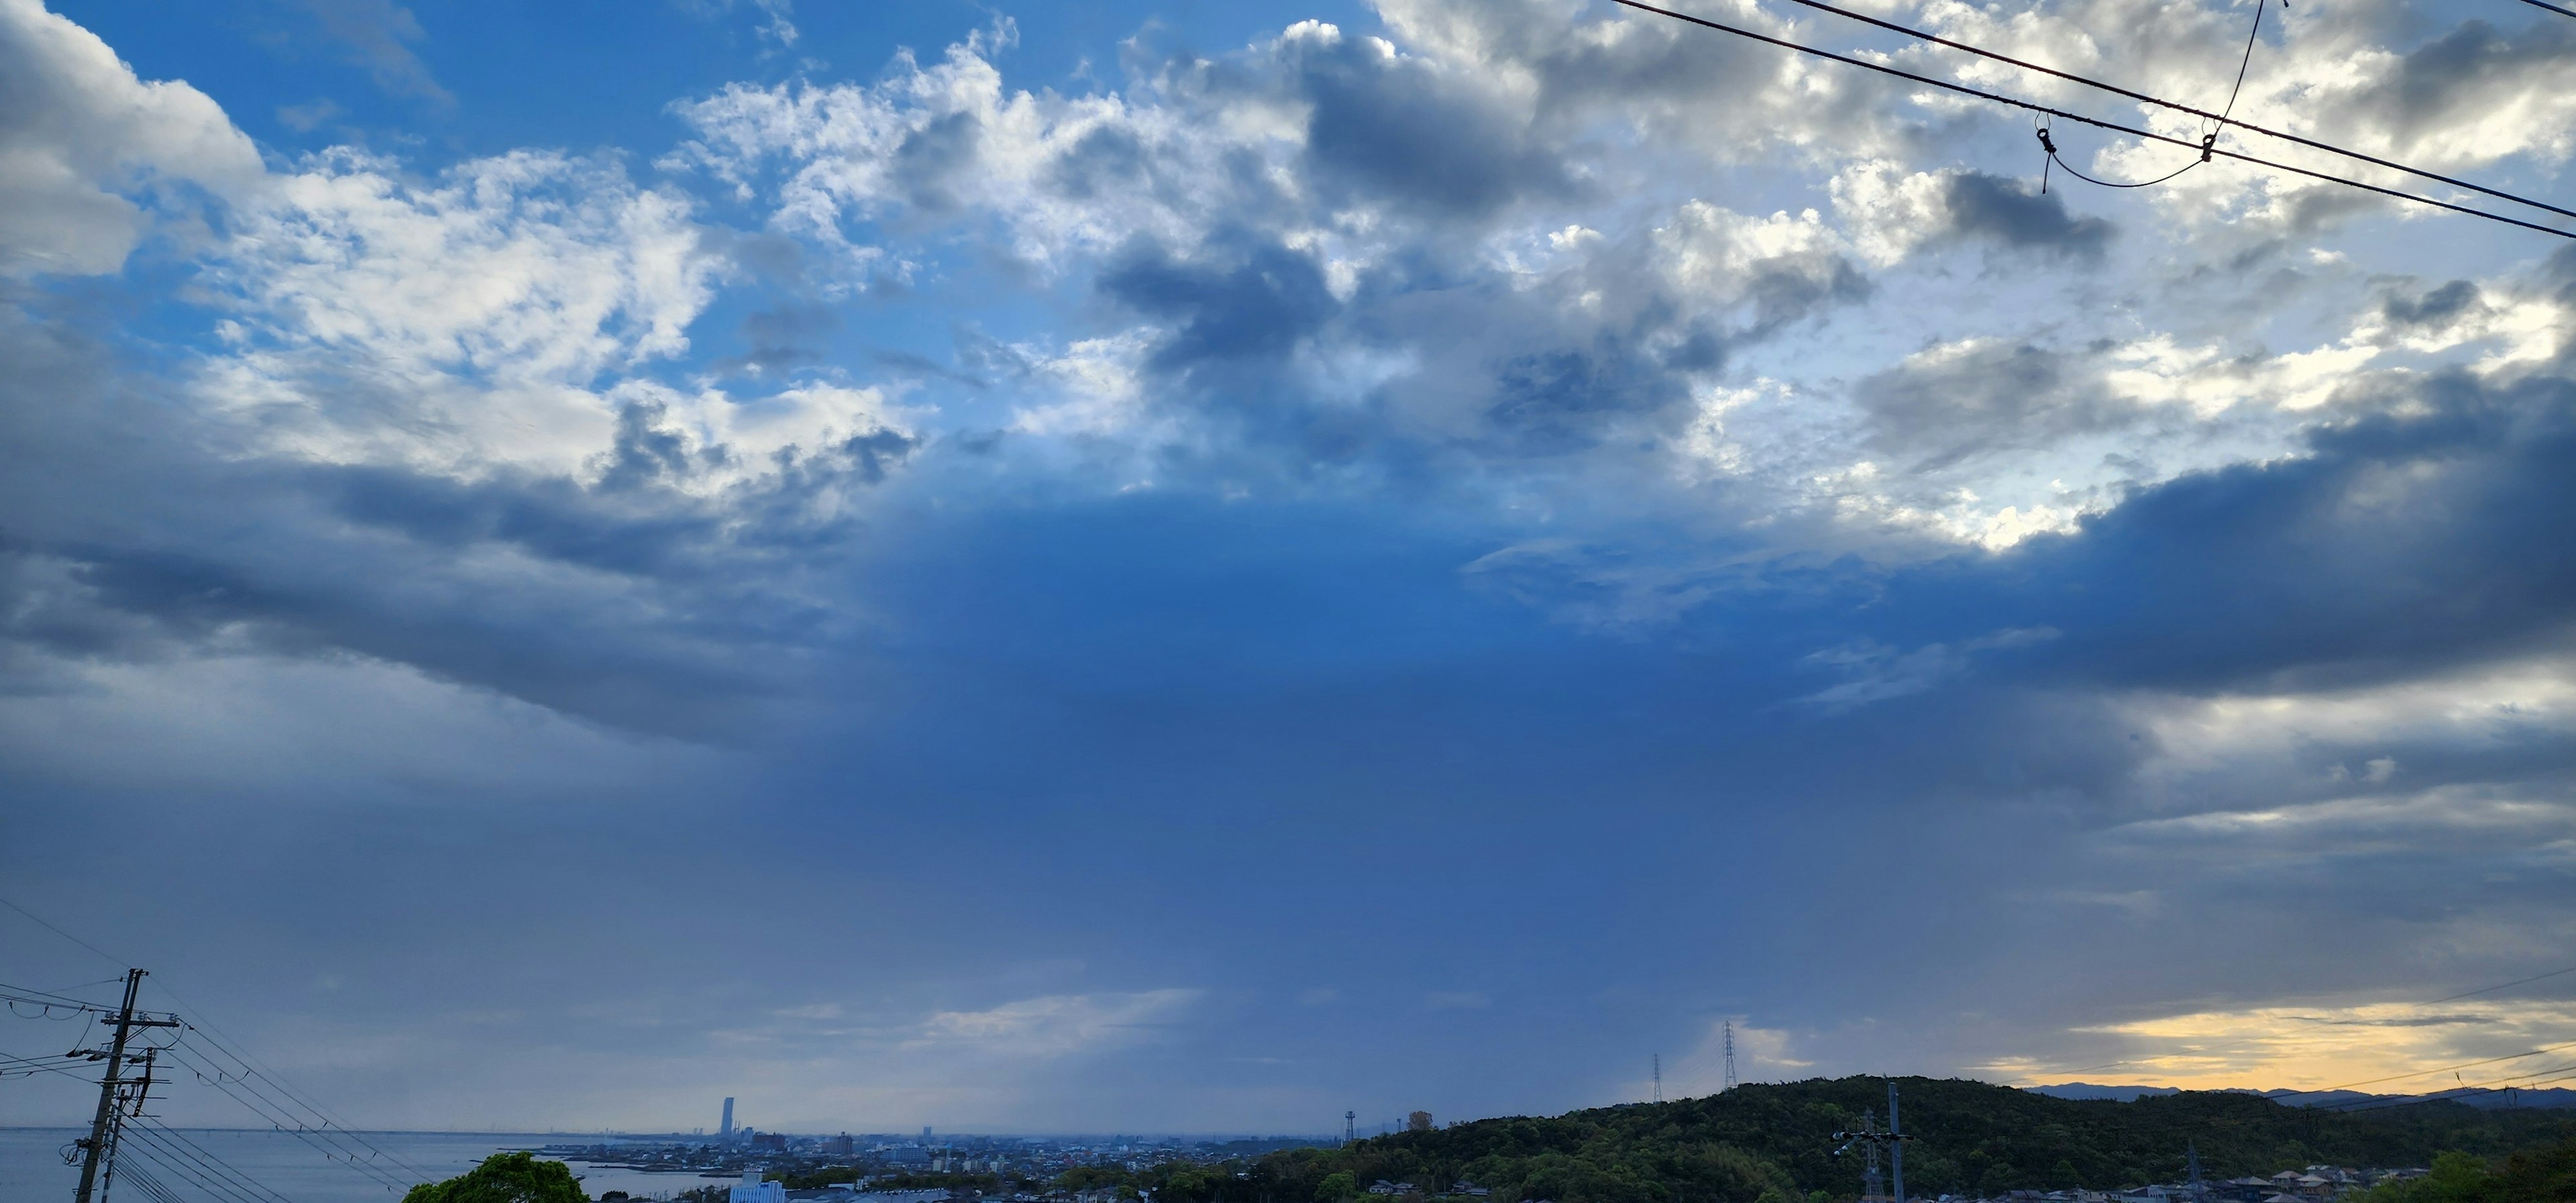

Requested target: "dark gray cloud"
[
  {"left": 1942, "top": 171, "right": 2113, "bottom": 259},
  {"left": 0, "top": 301, "right": 908, "bottom": 737},
  {"left": 890, "top": 109, "right": 983, "bottom": 215},
  {"left": 1045, "top": 125, "right": 1150, "bottom": 201},
  {"left": 1485, "top": 332, "right": 1700, "bottom": 456},
  {"left": 2382, "top": 278, "right": 2482, "bottom": 329},
  {"left": 1097, "top": 234, "right": 1338, "bottom": 370},
  {"left": 1892, "top": 362, "right": 2576, "bottom": 697},
  {"left": 2341, "top": 18, "right": 2576, "bottom": 155},
  {"left": 1283, "top": 29, "right": 1572, "bottom": 218},
  {"left": 1853, "top": 340, "right": 2136, "bottom": 471}
]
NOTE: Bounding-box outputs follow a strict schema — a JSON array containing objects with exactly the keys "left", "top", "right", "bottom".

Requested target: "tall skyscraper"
[{"left": 722, "top": 1098, "right": 735, "bottom": 1141}]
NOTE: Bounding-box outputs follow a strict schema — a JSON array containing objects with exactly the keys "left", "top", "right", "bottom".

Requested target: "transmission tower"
[
  {"left": 1652, "top": 1054, "right": 1662, "bottom": 1102},
  {"left": 1345, "top": 1111, "right": 1356, "bottom": 1144},
  {"left": 1857, "top": 1110, "right": 1884, "bottom": 1202},
  {"left": 1722, "top": 1021, "right": 1738, "bottom": 1091}
]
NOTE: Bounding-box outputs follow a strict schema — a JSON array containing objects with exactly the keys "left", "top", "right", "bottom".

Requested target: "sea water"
[{"left": 0, "top": 1128, "right": 736, "bottom": 1202}]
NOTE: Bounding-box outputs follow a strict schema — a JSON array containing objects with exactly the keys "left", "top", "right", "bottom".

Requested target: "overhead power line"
[
  {"left": 2507, "top": 0, "right": 2576, "bottom": 21},
  {"left": 1744, "top": 0, "right": 2576, "bottom": 222},
  {"left": 0, "top": 896, "right": 129, "bottom": 968},
  {"left": 2430, "top": 963, "right": 2576, "bottom": 1005},
  {"left": 1, "top": 896, "right": 425, "bottom": 1196},
  {"left": 2039, "top": 0, "right": 2267, "bottom": 190},
  {"left": 2302, "top": 1039, "right": 2576, "bottom": 1094},
  {"left": 1601, "top": 0, "right": 2576, "bottom": 239}
]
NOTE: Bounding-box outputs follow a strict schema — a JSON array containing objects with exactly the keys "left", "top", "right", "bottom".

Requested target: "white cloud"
[
  {"left": 0, "top": 0, "right": 260, "bottom": 277},
  {"left": 908, "top": 989, "right": 1200, "bottom": 1058}
]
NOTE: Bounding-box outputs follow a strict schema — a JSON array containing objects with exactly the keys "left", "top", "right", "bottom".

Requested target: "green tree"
[
  {"left": 1319, "top": 1171, "right": 1360, "bottom": 1201},
  {"left": 400, "top": 1151, "right": 588, "bottom": 1203},
  {"left": 2359, "top": 1151, "right": 2502, "bottom": 1203},
  {"left": 2496, "top": 1133, "right": 2576, "bottom": 1203}
]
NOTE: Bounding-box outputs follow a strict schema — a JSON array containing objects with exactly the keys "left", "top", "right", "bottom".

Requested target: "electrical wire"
[
  {"left": 158, "top": 1027, "right": 431, "bottom": 1187},
  {"left": 122, "top": 1127, "right": 273, "bottom": 1203},
  {"left": 115, "top": 1155, "right": 195, "bottom": 1203},
  {"left": 156, "top": 1056, "right": 417, "bottom": 1195},
  {"left": 1605, "top": 0, "right": 2573, "bottom": 236},
  {"left": 2506, "top": 0, "right": 2576, "bottom": 20},
  {"left": 2298, "top": 1040, "right": 2576, "bottom": 1094},
  {"left": 123, "top": 1121, "right": 295, "bottom": 1203},
  {"left": 0, "top": 980, "right": 123, "bottom": 1014},
  {"left": 157, "top": 1045, "right": 417, "bottom": 1194},
  {"left": 1741, "top": 0, "right": 2576, "bottom": 222},
  {"left": 0, "top": 895, "right": 130, "bottom": 967},
  {"left": 138, "top": 1119, "right": 311, "bottom": 1203},
  {"left": 2041, "top": 0, "right": 2267, "bottom": 189},
  {"left": 2311, "top": 1059, "right": 2576, "bottom": 1114},
  {"left": 0, "top": 1050, "right": 94, "bottom": 1081},
  {"left": 2429, "top": 964, "right": 2576, "bottom": 1005},
  {"left": 1603, "top": 0, "right": 2576, "bottom": 238}
]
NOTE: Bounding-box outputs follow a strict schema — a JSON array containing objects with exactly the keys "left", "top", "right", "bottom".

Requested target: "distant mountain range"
[{"left": 2027, "top": 1083, "right": 2576, "bottom": 1110}]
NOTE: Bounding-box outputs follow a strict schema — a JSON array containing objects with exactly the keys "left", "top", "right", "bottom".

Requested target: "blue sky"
[{"left": 3, "top": 0, "right": 2576, "bottom": 1136}]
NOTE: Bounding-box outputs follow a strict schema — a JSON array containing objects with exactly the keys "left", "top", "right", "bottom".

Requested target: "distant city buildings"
[{"left": 537, "top": 1129, "right": 1346, "bottom": 1199}]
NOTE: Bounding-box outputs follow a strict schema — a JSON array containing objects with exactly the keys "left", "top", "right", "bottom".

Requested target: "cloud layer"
[{"left": 3, "top": 0, "right": 2575, "bottom": 1134}]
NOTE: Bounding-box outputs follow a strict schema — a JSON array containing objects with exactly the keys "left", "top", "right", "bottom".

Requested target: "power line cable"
[
  {"left": 115, "top": 1153, "right": 195, "bottom": 1203},
  {"left": 138, "top": 1119, "right": 311, "bottom": 1203},
  {"left": 154, "top": 1045, "right": 416, "bottom": 1192},
  {"left": 0, "top": 895, "right": 129, "bottom": 967},
  {"left": 114, "top": 1155, "right": 194, "bottom": 1203},
  {"left": 154, "top": 980, "right": 425, "bottom": 1161},
  {"left": 0, "top": 980, "right": 125, "bottom": 1013},
  {"left": 2310, "top": 1058, "right": 2576, "bottom": 1114},
  {"left": 1609, "top": 0, "right": 2576, "bottom": 230},
  {"left": 2038, "top": 0, "right": 2267, "bottom": 191},
  {"left": 122, "top": 1128, "right": 271, "bottom": 1203},
  {"left": 0, "top": 892, "right": 429, "bottom": 1188},
  {"left": 2430, "top": 964, "right": 2576, "bottom": 1005},
  {"left": 158, "top": 1026, "right": 431, "bottom": 1186},
  {"left": 0, "top": 896, "right": 407, "bottom": 1194},
  {"left": 2506, "top": 0, "right": 2576, "bottom": 20},
  {"left": 122, "top": 1122, "right": 292, "bottom": 1203},
  {"left": 2302, "top": 1039, "right": 2576, "bottom": 1094}
]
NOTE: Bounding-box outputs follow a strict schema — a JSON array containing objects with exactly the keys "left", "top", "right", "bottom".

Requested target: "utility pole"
[
  {"left": 1833, "top": 1084, "right": 1915, "bottom": 1203},
  {"left": 1888, "top": 1081, "right": 1906, "bottom": 1203},
  {"left": 74, "top": 968, "right": 178, "bottom": 1203}
]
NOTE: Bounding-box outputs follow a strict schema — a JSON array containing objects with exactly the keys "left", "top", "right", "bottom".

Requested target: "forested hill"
[{"left": 1229, "top": 1078, "right": 2576, "bottom": 1203}]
